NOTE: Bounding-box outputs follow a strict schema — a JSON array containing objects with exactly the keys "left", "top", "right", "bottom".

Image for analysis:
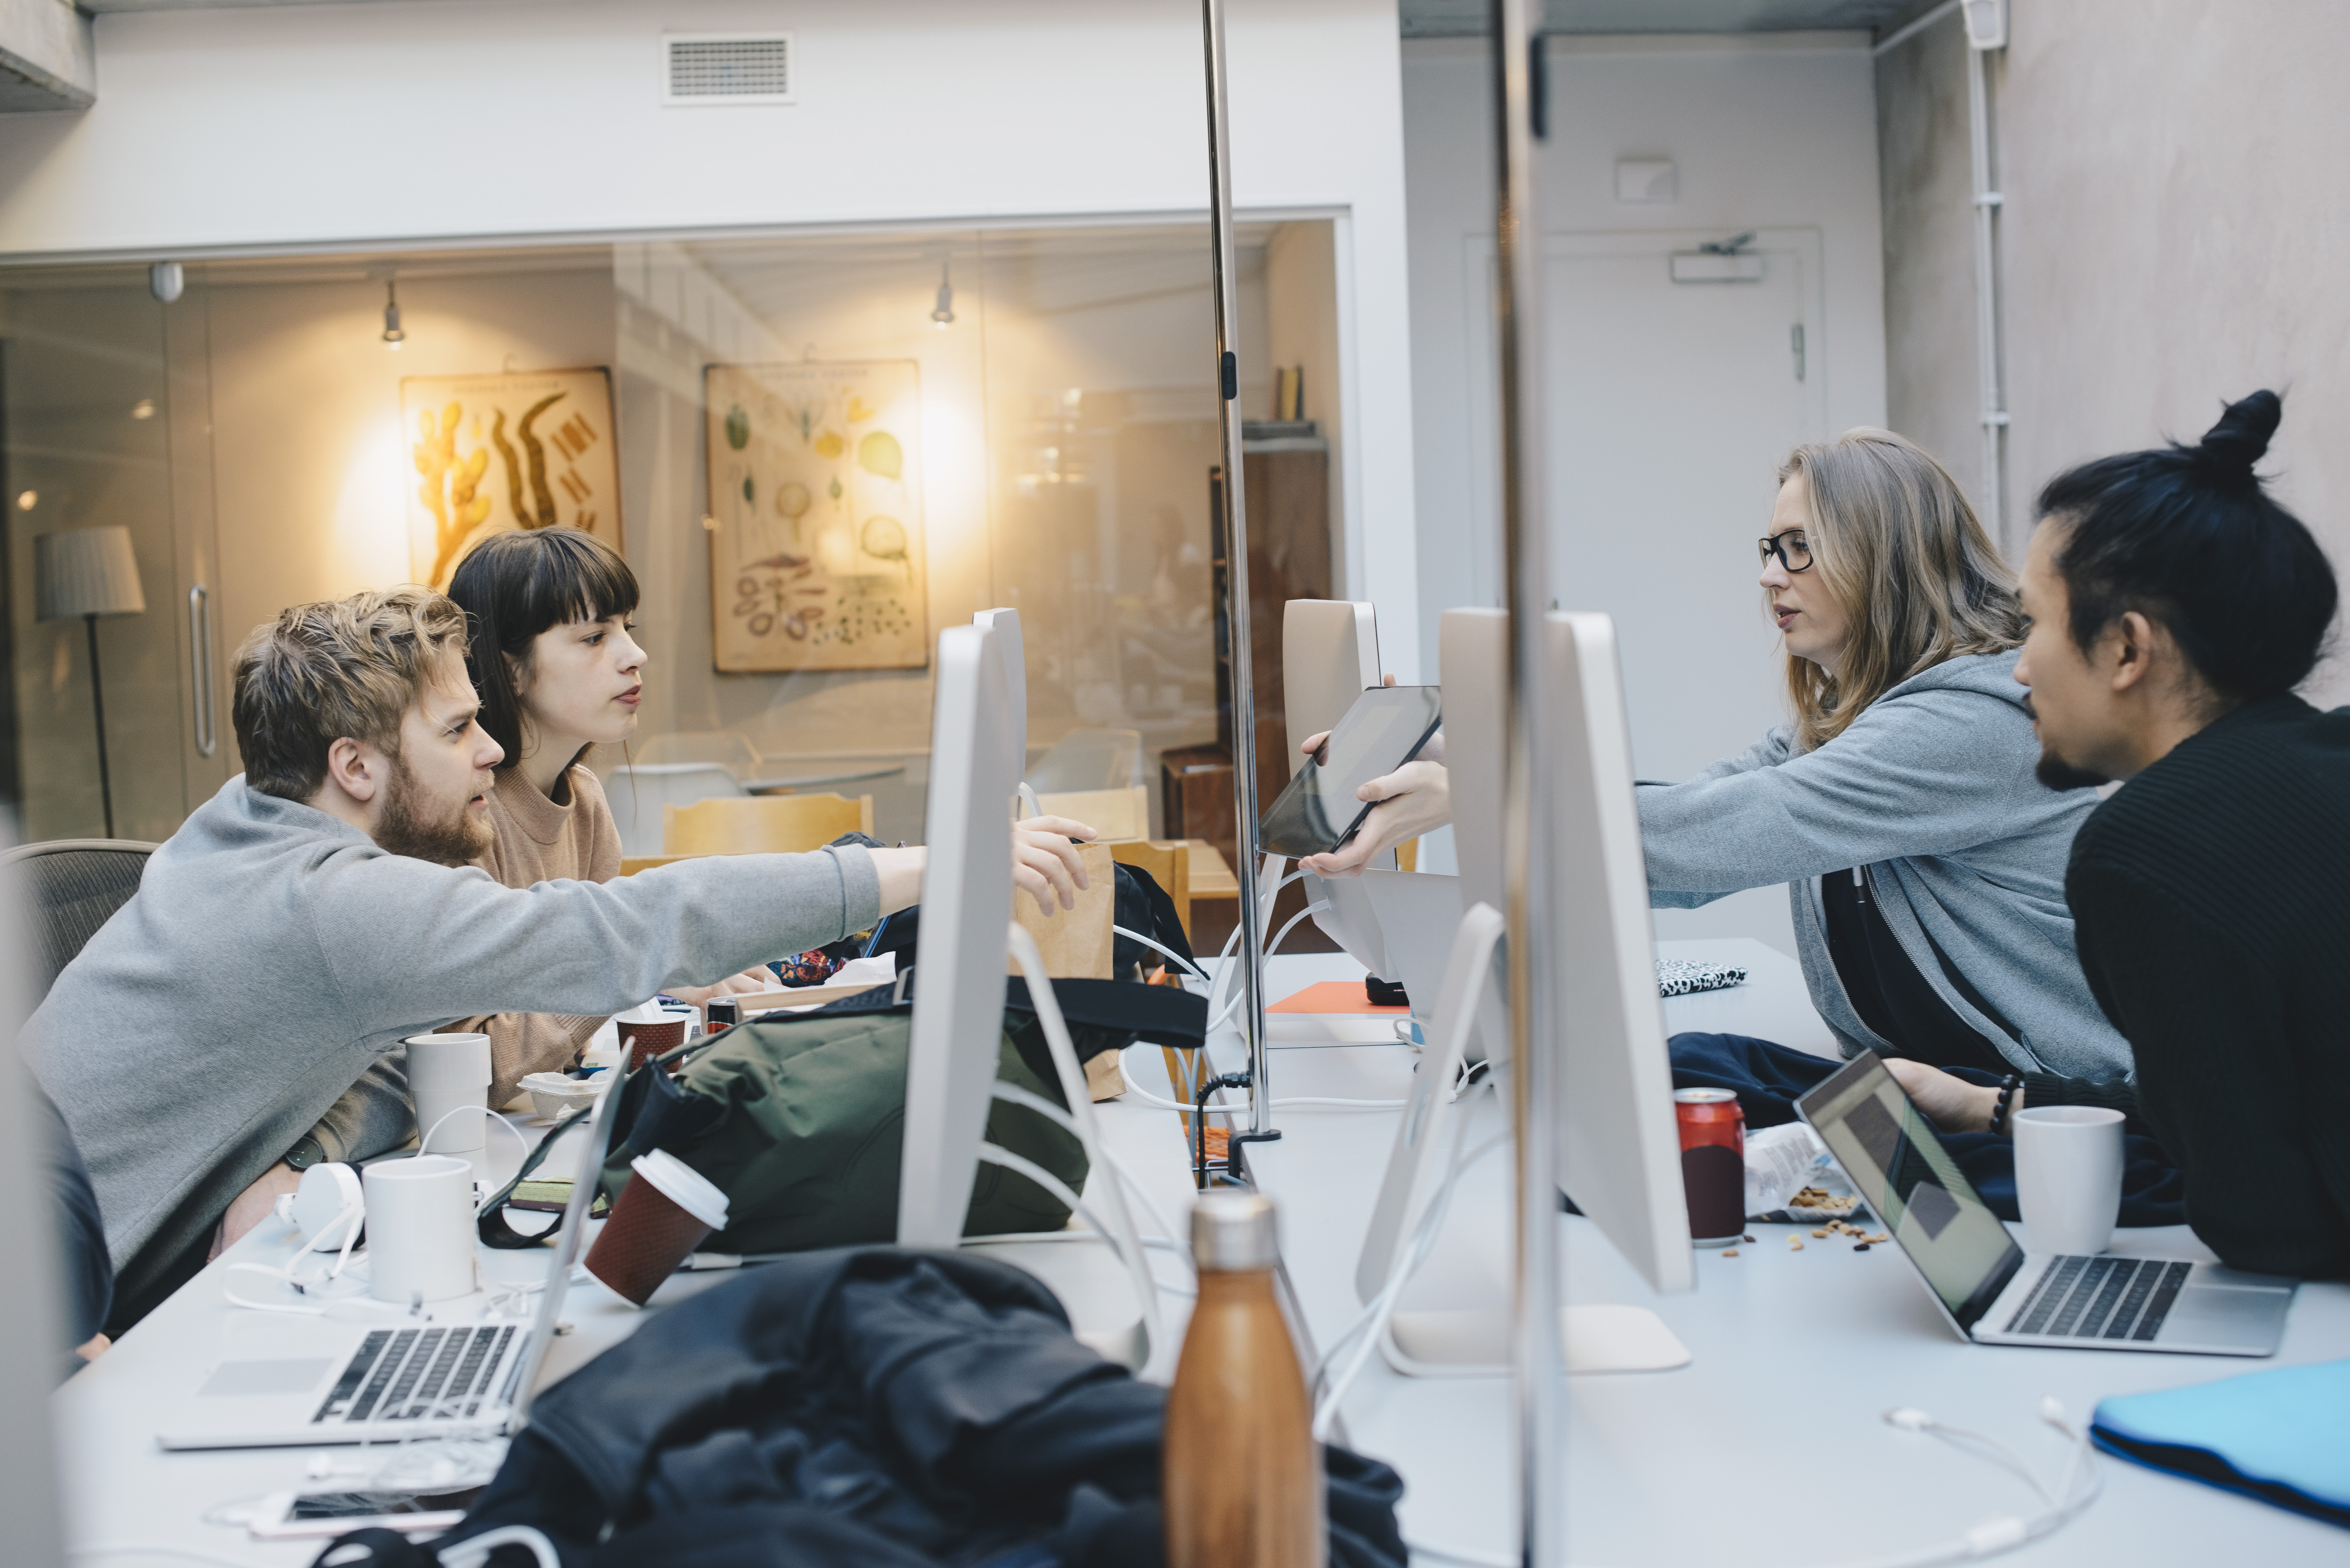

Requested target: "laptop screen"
[{"left": 1797, "top": 1053, "right": 2025, "bottom": 1332}]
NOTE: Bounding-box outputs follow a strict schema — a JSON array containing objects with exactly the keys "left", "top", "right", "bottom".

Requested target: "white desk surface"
[
  {"left": 50, "top": 1085, "right": 1199, "bottom": 1565},
  {"left": 54, "top": 939, "right": 2350, "bottom": 1566},
  {"left": 1182, "top": 937, "right": 2350, "bottom": 1566}
]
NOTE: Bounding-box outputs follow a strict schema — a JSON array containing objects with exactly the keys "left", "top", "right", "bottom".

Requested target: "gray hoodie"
[
  {"left": 1640, "top": 649, "right": 2133, "bottom": 1081},
  {"left": 19, "top": 779, "right": 880, "bottom": 1303}
]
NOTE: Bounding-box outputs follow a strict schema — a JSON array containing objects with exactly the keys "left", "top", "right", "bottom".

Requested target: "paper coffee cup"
[
  {"left": 405, "top": 1032, "right": 494, "bottom": 1153},
  {"left": 583, "top": 1150, "right": 730, "bottom": 1307},
  {"left": 2014, "top": 1106, "right": 2126, "bottom": 1257},
  {"left": 362, "top": 1154, "right": 479, "bottom": 1304}
]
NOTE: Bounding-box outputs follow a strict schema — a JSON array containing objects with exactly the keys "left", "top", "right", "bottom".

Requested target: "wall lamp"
[
  {"left": 930, "top": 261, "right": 955, "bottom": 329},
  {"left": 382, "top": 279, "right": 406, "bottom": 349}
]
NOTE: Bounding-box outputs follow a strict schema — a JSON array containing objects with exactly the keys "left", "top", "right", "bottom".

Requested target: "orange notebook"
[{"left": 1266, "top": 980, "right": 1408, "bottom": 1016}]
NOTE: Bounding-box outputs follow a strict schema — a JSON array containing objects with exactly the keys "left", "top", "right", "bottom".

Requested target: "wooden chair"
[{"left": 662, "top": 793, "right": 875, "bottom": 857}]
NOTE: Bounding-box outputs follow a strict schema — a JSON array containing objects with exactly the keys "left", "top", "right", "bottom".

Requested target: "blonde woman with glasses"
[{"left": 1307, "top": 428, "right": 2136, "bottom": 1094}]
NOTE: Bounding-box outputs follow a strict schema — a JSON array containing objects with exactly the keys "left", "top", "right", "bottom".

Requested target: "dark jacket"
[
  {"left": 2062, "top": 695, "right": 2350, "bottom": 1278},
  {"left": 425, "top": 1246, "right": 1406, "bottom": 1568}
]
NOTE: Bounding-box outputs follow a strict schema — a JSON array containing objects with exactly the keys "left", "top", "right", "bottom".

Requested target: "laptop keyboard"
[
  {"left": 311, "top": 1324, "right": 517, "bottom": 1425},
  {"left": 2003, "top": 1256, "right": 2193, "bottom": 1341}
]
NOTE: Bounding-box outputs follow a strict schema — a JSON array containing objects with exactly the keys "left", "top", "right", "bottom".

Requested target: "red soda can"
[{"left": 1674, "top": 1088, "right": 1747, "bottom": 1246}]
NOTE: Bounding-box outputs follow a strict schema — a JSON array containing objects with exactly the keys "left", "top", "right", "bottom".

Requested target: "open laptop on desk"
[
  {"left": 1798, "top": 1052, "right": 2294, "bottom": 1355},
  {"left": 156, "top": 1065, "right": 626, "bottom": 1451}
]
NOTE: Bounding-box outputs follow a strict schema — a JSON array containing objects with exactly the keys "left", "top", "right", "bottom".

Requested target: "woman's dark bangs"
[{"left": 525, "top": 530, "right": 639, "bottom": 631}]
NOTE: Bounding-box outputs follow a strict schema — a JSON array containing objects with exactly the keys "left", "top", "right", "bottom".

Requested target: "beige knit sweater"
[{"left": 456, "top": 763, "right": 623, "bottom": 1103}]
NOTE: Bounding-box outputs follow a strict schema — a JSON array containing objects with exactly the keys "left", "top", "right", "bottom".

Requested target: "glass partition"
[{"left": 0, "top": 218, "right": 1342, "bottom": 855}]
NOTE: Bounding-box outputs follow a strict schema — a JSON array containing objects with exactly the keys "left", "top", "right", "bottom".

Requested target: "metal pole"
[
  {"left": 1966, "top": 35, "right": 2009, "bottom": 552},
  {"left": 1492, "top": 2, "right": 1562, "bottom": 1564},
  {"left": 1200, "top": 0, "right": 1274, "bottom": 1145}
]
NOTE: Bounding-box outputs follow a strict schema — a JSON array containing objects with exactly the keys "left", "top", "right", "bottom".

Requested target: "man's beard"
[
  {"left": 376, "top": 754, "right": 494, "bottom": 865},
  {"left": 2034, "top": 749, "right": 2112, "bottom": 792},
  {"left": 2019, "top": 692, "right": 2113, "bottom": 791}
]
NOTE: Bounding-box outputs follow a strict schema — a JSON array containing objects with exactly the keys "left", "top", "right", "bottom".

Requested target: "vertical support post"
[
  {"left": 1200, "top": 0, "right": 1274, "bottom": 1145},
  {"left": 1966, "top": 33, "right": 2009, "bottom": 551},
  {"left": 1492, "top": 2, "right": 1561, "bottom": 1564}
]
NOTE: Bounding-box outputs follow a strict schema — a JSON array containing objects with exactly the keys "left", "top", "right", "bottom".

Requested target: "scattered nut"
[
  {"left": 1853, "top": 1242, "right": 1872, "bottom": 1252},
  {"left": 1788, "top": 1238, "right": 1804, "bottom": 1251},
  {"left": 1741, "top": 1233, "right": 1757, "bottom": 1244},
  {"left": 1722, "top": 1249, "right": 1740, "bottom": 1258},
  {"left": 1867, "top": 1232, "right": 1890, "bottom": 1244},
  {"left": 1812, "top": 1228, "right": 1829, "bottom": 1239}
]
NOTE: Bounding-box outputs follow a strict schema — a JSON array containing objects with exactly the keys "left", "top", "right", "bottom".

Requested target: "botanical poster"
[
  {"left": 704, "top": 361, "right": 928, "bottom": 672},
  {"left": 402, "top": 369, "right": 620, "bottom": 591}
]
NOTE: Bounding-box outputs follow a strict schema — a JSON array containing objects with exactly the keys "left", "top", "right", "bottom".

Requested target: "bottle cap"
[{"left": 1190, "top": 1190, "right": 1280, "bottom": 1272}]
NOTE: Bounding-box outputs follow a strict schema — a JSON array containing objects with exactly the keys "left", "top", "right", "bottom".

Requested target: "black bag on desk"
[
  {"left": 601, "top": 974, "right": 1206, "bottom": 1256},
  {"left": 406, "top": 1247, "right": 1408, "bottom": 1568}
]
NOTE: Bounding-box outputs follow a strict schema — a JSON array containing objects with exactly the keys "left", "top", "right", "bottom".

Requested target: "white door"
[{"left": 1466, "top": 228, "right": 1829, "bottom": 954}]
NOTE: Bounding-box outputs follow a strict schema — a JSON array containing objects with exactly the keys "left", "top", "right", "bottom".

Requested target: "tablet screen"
[{"left": 1257, "top": 685, "right": 1443, "bottom": 857}]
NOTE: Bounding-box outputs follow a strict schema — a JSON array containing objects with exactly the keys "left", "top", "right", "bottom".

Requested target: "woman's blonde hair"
[{"left": 1779, "top": 428, "right": 2023, "bottom": 752}]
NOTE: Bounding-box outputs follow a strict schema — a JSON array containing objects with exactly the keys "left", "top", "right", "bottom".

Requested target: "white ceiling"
[
  {"left": 1403, "top": 0, "right": 1932, "bottom": 37},
  {"left": 81, "top": 0, "right": 1941, "bottom": 35}
]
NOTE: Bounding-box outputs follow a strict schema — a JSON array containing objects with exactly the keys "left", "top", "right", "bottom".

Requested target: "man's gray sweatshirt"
[
  {"left": 1640, "top": 650, "right": 2135, "bottom": 1082},
  {"left": 19, "top": 779, "right": 881, "bottom": 1307}
]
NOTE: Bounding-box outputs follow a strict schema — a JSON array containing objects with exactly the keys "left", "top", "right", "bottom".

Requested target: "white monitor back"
[
  {"left": 1545, "top": 612, "right": 1693, "bottom": 1297},
  {"left": 1281, "top": 599, "right": 1381, "bottom": 769},
  {"left": 1440, "top": 608, "right": 1509, "bottom": 916},
  {"left": 0, "top": 859, "right": 63, "bottom": 1566},
  {"left": 1286, "top": 599, "right": 1400, "bottom": 971},
  {"left": 898, "top": 622, "right": 1020, "bottom": 1248},
  {"left": 1436, "top": 606, "right": 1691, "bottom": 1297},
  {"left": 973, "top": 608, "right": 1027, "bottom": 775}
]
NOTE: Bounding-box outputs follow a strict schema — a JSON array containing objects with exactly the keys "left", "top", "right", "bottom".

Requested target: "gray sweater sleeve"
[
  {"left": 1638, "top": 686, "right": 2040, "bottom": 907},
  {"left": 310, "top": 843, "right": 882, "bottom": 1045}
]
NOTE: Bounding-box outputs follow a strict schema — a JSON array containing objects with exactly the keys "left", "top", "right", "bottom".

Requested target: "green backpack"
[
  {"left": 591, "top": 976, "right": 1206, "bottom": 1254},
  {"left": 599, "top": 1007, "right": 1084, "bottom": 1252}
]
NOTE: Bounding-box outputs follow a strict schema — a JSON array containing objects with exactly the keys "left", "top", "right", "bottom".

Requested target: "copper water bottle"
[{"left": 1164, "top": 1191, "right": 1325, "bottom": 1568}]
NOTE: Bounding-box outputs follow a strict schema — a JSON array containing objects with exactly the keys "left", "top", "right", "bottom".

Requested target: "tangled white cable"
[{"left": 1404, "top": 1396, "right": 2102, "bottom": 1568}]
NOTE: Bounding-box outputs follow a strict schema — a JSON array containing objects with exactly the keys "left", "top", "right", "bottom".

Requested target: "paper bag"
[{"left": 1011, "top": 840, "right": 1116, "bottom": 980}]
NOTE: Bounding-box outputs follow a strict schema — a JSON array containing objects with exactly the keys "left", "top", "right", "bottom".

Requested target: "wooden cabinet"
[{"left": 1161, "top": 424, "right": 1339, "bottom": 955}]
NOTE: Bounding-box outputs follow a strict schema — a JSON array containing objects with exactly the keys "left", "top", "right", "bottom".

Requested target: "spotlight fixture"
[
  {"left": 930, "top": 261, "right": 955, "bottom": 329},
  {"left": 381, "top": 280, "right": 406, "bottom": 349}
]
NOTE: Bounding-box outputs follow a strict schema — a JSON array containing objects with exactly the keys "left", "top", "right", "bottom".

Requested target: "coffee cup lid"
[{"left": 631, "top": 1149, "right": 730, "bottom": 1230}]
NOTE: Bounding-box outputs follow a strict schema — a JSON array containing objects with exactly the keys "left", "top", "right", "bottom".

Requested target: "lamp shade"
[{"left": 35, "top": 527, "right": 146, "bottom": 621}]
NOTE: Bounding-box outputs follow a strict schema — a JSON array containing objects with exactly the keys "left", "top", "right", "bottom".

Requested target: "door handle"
[{"left": 189, "top": 583, "right": 216, "bottom": 756}]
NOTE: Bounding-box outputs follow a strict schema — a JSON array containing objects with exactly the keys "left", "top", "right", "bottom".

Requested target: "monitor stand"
[{"left": 1385, "top": 1304, "right": 1690, "bottom": 1376}]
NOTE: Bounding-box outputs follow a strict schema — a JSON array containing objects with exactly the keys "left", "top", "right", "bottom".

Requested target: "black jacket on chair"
[{"left": 418, "top": 1246, "right": 1406, "bottom": 1568}]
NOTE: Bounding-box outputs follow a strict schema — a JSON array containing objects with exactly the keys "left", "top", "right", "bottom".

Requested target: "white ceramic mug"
[
  {"left": 361, "top": 1154, "right": 478, "bottom": 1304},
  {"left": 2012, "top": 1105, "right": 2125, "bottom": 1256},
  {"left": 405, "top": 1032, "right": 493, "bottom": 1153}
]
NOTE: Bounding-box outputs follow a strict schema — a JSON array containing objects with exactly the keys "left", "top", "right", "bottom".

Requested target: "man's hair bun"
[
  {"left": 2195, "top": 389, "right": 2282, "bottom": 477},
  {"left": 2036, "top": 388, "right": 2334, "bottom": 704}
]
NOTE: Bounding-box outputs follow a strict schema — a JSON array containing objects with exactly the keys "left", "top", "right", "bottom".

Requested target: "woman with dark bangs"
[{"left": 446, "top": 527, "right": 773, "bottom": 1102}]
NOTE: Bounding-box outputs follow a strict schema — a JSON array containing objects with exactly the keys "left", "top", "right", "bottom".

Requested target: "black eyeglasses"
[{"left": 1758, "top": 529, "right": 1814, "bottom": 573}]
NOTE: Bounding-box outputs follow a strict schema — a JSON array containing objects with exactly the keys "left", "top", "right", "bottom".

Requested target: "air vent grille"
[{"left": 663, "top": 34, "right": 793, "bottom": 106}]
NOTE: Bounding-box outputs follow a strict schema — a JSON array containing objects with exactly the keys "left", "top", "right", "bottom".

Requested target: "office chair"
[{"left": 0, "top": 838, "right": 158, "bottom": 1005}]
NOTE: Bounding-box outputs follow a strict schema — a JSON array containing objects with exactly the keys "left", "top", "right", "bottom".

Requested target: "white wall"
[
  {"left": 1880, "top": 1, "right": 2350, "bottom": 712},
  {"left": 0, "top": 0, "right": 1424, "bottom": 678},
  {"left": 1401, "top": 33, "right": 1887, "bottom": 949}
]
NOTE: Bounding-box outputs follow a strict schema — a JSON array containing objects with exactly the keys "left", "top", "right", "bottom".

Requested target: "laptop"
[
  {"left": 1797, "top": 1052, "right": 2295, "bottom": 1356},
  {"left": 157, "top": 1063, "right": 628, "bottom": 1450}
]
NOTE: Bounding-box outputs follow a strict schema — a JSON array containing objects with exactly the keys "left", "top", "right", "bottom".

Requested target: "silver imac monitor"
[{"left": 1369, "top": 607, "right": 1688, "bottom": 1371}]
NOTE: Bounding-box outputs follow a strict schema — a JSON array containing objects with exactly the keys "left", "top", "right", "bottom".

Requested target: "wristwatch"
[{"left": 283, "top": 1135, "right": 328, "bottom": 1172}]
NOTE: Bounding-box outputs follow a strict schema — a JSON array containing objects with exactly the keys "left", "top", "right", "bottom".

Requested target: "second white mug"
[{"left": 2012, "top": 1105, "right": 2125, "bottom": 1257}]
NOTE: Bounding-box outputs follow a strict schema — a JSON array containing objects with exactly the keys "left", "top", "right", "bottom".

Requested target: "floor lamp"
[{"left": 36, "top": 526, "right": 147, "bottom": 839}]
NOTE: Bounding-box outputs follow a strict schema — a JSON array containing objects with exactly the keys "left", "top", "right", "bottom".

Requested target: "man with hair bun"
[{"left": 1886, "top": 391, "right": 2350, "bottom": 1279}]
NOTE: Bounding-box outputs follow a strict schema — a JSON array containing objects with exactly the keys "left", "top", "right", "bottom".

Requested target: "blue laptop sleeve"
[{"left": 2092, "top": 1358, "right": 2350, "bottom": 1530}]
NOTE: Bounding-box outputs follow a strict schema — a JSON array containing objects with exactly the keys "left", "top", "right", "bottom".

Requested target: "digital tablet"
[{"left": 1257, "top": 684, "right": 1443, "bottom": 857}]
